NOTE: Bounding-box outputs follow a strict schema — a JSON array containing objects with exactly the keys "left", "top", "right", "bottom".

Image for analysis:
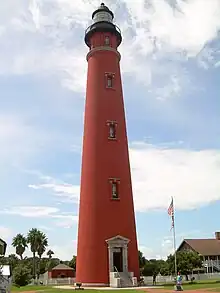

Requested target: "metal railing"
[
  {"left": 85, "top": 22, "right": 121, "bottom": 35},
  {"left": 114, "top": 266, "right": 120, "bottom": 278},
  {"left": 203, "top": 260, "right": 220, "bottom": 271}
]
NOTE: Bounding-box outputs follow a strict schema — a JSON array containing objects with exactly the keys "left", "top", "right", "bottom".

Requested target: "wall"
[{"left": 48, "top": 269, "right": 75, "bottom": 278}]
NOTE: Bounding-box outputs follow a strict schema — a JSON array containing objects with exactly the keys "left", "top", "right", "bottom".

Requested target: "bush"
[{"left": 12, "top": 264, "right": 32, "bottom": 287}]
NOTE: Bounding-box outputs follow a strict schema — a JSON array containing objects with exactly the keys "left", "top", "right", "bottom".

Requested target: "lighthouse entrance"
[
  {"left": 113, "top": 248, "right": 123, "bottom": 272},
  {"left": 106, "top": 235, "right": 129, "bottom": 273}
]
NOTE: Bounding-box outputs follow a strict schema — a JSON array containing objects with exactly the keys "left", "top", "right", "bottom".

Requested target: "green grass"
[
  {"left": 11, "top": 286, "right": 54, "bottom": 292},
  {"left": 11, "top": 287, "right": 141, "bottom": 293},
  {"left": 11, "top": 286, "right": 142, "bottom": 293},
  {"left": 10, "top": 280, "right": 220, "bottom": 293},
  {"left": 157, "top": 279, "right": 220, "bottom": 290}
]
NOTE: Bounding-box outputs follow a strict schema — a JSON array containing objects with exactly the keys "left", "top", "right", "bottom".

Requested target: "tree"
[
  {"left": 139, "top": 250, "right": 146, "bottom": 270},
  {"left": 37, "top": 232, "right": 48, "bottom": 279},
  {"left": 47, "top": 250, "right": 54, "bottom": 259},
  {"left": 45, "top": 258, "right": 60, "bottom": 272},
  {"left": 69, "top": 255, "right": 76, "bottom": 270},
  {"left": 13, "top": 264, "right": 32, "bottom": 286},
  {"left": 142, "top": 259, "right": 160, "bottom": 276},
  {"left": 167, "top": 251, "right": 202, "bottom": 279},
  {"left": 12, "top": 234, "right": 27, "bottom": 260},
  {"left": 7, "top": 254, "right": 19, "bottom": 271},
  {"left": 26, "top": 228, "right": 43, "bottom": 281},
  {"left": 37, "top": 232, "right": 48, "bottom": 259}
]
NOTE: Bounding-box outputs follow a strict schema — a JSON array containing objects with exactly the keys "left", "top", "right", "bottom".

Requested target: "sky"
[{"left": 0, "top": 0, "right": 220, "bottom": 261}]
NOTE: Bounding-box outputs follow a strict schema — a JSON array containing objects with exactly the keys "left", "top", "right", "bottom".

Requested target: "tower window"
[
  {"left": 112, "top": 182, "right": 118, "bottom": 199},
  {"left": 109, "top": 178, "right": 120, "bottom": 200},
  {"left": 109, "top": 124, "right": 116, "bottom": 139},
  {"left": 107, "top": 76, "right": 113, "bottom": 88},
  {"left": 105, "top": 36, "right": 110, "bottom": 46},
  {"left": 107, "top": 121, "right": 117, "bottom": 140},
  {"left": 105, "top": 73, "right": 115, "bottom": 89}
]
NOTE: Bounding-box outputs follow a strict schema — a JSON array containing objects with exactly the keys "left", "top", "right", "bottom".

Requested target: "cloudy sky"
[{"left": 1, "top": 0, "right": 220, "bottom": 261}]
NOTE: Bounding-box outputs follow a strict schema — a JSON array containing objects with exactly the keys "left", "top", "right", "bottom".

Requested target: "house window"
[
  {"left": 112, "top": 182, "right": 119, "bottom": 199},
  {"left": 105, "top": 36, "right": 110, "bottom": 46}
]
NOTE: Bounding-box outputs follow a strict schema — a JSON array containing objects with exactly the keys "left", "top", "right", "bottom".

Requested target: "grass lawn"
[
  {"left": 11, "top": 286, "right": 140, "bottom": 293},
  {"left": 157, "top": 279, "right": 220, "bottom": 290},
  {"left": 11, "top": 286, "right": 54, "bottom": 292},
  {"left": 10, "top": 280, "right": 220, "bottom": 293}
]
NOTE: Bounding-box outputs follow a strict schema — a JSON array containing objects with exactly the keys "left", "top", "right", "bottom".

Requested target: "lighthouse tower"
[{"left": 76, "top": 3, "right": 140, "bottom": 287}]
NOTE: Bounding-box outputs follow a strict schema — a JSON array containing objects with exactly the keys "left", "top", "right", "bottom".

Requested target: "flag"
[{"left": 168, "top": 197, "right": 174, "bottom": 230}]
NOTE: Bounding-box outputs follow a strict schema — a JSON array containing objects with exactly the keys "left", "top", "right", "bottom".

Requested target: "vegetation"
[
  {"left": 0, "top": 229, "right": 204, "bottom": 288},
  {"left": 12, "top": 264, "right": 32, "bottom": 286},
  {"left": 138, "top": 250, "right": 203, "bottom": 278},
  {"left": 0, "top": 228, "right": 76, "bottom": 287}
]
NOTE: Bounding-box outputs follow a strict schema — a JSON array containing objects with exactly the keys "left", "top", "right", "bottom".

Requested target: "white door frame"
[{"left": 106, "top": 235, "right": 130, "bottom": 273}]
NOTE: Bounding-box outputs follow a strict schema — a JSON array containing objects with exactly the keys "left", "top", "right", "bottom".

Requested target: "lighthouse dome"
[{"left": 92, "top": 3, "right": 114, "bottom": 23}]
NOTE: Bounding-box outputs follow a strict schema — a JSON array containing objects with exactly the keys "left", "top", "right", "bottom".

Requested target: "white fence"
[
  {"left": 143, "top": 273, "right": 220, "bottom": 284},
  {"left": 38, "top": 276, "right": 76, "bottom": 285},
  {"left": 38, "top": 273, "right": 220, "bottom": 286}
]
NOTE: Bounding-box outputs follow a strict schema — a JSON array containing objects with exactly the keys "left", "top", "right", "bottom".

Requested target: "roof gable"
[
  {"left": 52, "top": 264, "right": 73, "bottom": 270},
  {"left": 106, "top": 235, "right": 130, "bottom": 244},
  {"left": 178, "top": 239, "right": 220, "bottom": 256}
]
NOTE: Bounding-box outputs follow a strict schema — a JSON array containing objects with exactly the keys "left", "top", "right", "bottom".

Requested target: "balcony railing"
[
  {"left": 85, "top": 22, "right": 121, "bottom": 36},
  {"left": 203, "top": 260, "right": 220, "bottom": 270}
]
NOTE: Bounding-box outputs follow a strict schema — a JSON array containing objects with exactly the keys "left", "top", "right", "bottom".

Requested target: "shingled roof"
[
  {"left": 52, "top": 264, "right": 74, "bottom": 270},
  {"left": 178, "top": 238, "right": 220, "bottom": 256}
]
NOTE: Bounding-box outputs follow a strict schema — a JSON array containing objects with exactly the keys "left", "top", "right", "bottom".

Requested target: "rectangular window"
[
  {"left": 112, "top": 182, "right": 119, "bottom": 199},
  {"left": 105, "top": 36, "right": 110, "bottom": 46},
  {"left": 109, "top": 178, "right": 120, "bottom": 200},
  {"left": 109, "top": 123, "right": 116, "bottom": 139},
  {"left": 105, "top": 73, "right": 115, "bottom": 89},
  {"left": 107, "top": 76, "right": 113, "bottom": 88}
]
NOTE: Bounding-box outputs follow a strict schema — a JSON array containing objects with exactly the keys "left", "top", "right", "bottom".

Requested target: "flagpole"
[{"left": 172, "top": 198, "right": 178, "bottom": 278}]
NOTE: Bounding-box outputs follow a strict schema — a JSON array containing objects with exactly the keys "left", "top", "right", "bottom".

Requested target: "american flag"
[{"left": 168, "top": 197, "right": 174, "bottom": 230}]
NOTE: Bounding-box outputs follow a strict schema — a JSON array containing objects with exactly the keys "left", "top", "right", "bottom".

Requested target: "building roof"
[
  {"left": 52, "top": 264, "right": 73, "bottom": 271},
  {"left": 179, "top": 239, "right": 220, "bottom": 256}
]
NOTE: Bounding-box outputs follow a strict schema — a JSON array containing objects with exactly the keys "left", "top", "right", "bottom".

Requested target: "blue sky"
[{"left": 1, "top": 0, "right": 220, "bottom": 260}]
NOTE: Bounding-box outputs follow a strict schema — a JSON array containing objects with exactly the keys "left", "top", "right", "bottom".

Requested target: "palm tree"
[
  {"left": 46, "top": 249, "right": 54, "bottom": 272},
  {"left": 47, "top": 250, "right": 54, "bottom": 259},
  {"left": 37, "top": 232, "right": 48, "bottom": 259},
  {"left": 26, "top": 228, "right": 42, "bottom": 281},
  {"left": 37, "top": 232, "right": 48, "bottom": 278},
  {"left": 12, "top": 234, "right": 27, "bottom": 260}
]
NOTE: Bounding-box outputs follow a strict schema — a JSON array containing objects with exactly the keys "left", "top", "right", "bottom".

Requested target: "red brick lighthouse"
[{"left": 76, "top": 3, "right": 140, "bottom": 287}]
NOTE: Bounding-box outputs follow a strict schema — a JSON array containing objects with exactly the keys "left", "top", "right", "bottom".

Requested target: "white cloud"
[
  {"left": 29, "top": 181, "right": 80, "bottom": 204},
  {"left": 1, "top": 206, "right": 59, "bottom": 217},
  {"left": 28, "top": 143, "right": 220, "bottom": 213},
  {"left": 0, "top": 206, "right": 78, "bottom": 228},
  {"left": 0, "top": 0, "right": 220, "bottom": 96},
  {"left": 130, "top": 143, "right": 220, "bottom": 211}
]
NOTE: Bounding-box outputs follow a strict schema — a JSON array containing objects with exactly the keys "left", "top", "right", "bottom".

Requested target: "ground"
[{"left": 10, "top": 280, "right": 220, "bottom": 293}]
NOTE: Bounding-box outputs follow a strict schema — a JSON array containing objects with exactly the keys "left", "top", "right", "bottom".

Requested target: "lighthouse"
[{"left": 76, "top": 3, "right": 140, "bottom": 287}]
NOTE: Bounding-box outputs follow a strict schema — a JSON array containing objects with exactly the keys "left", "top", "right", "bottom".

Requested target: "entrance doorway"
[
  {"left": 106, "top": 235, "right": 129, "bottom": 273},
  {"left": 113, "top": 248, "right": 123, "bottom": 272}
]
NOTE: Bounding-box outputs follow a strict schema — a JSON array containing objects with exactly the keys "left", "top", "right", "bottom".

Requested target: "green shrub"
[{"left": 12, "top": 264, "right": 32, "bottom": 287}]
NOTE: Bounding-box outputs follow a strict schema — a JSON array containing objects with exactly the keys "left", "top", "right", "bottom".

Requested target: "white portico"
[
  {"left": 106, "top": 235, "right": 137, "bottom": 287},
  {"left": 106, "top": 235, "right": 129, "bottom": 273}
]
